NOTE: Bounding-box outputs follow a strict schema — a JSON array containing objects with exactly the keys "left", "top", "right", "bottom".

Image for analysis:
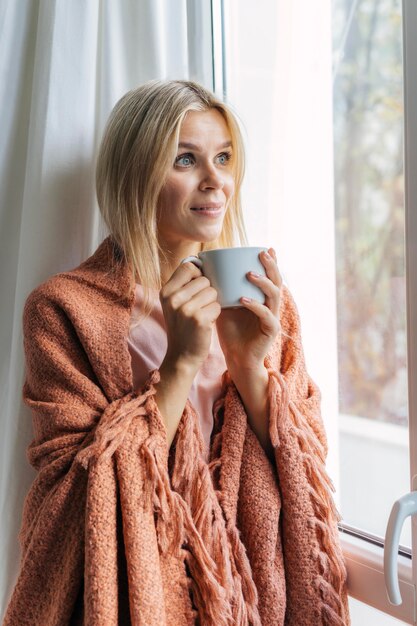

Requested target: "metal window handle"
[{"left": 384, "top": 491, "right": 417, "bottom": 605}]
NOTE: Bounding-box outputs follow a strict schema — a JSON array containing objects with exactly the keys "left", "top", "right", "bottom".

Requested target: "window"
[{"left": 219, "top": 0, "right": 416, "bottom": 622}]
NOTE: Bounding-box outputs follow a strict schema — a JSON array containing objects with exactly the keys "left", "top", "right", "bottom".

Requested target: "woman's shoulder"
[
  {"left": 23, "top": 236, "right": 131, "bottom": 323},
  {"left": 24, "top": 272, "right": 73, "bottom": 316},
  {"left": 23, "top": 269, "right": 94, "bottom": 322},
  {"left": 22, "top": 276, "right": 91, "bottom": 349}
]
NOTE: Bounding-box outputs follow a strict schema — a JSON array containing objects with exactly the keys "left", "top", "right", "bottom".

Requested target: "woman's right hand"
[{"left": 159, "top": 261, "right": 221, "bottom": 373}]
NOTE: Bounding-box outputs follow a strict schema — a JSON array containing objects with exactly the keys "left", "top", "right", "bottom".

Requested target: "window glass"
[
  {"left": 223, "top": 0, "right": 410, "bottom": 548},
  {"left": 332, "top": 0, "right": 409, "bottom": 546}
]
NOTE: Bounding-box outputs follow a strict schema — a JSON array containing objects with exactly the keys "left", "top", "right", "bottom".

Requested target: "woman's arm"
[
  {"left": 154, "top": 260, "right": 223, "bottom": 448},
  {"left": 4, "top": 285, "right": 170, "bottom": 625},
  {"left": 226, "top": 362, "right": 274, "bottom": 462},
  {"left": 215, "top": 247, "right": 281, "bottom": 462},
  {"left": 154, "top": 356, "right": 197, "bottom": 448}
]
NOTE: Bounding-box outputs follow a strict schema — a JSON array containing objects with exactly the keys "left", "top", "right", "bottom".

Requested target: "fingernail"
[
  {"left": 263, "top": 251, "right": 271, "bottom": 260},
  {"left": 249, "top": 271, "right": 261, "bottom": 277}
]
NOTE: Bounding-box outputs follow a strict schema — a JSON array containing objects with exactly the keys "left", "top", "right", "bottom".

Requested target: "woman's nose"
[{"left": 199, "top": 165, "right": 224, "bottom": 190}]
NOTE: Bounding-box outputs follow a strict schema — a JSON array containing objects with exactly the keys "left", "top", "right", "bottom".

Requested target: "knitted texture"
[{"left": 3, "top": 235, "right": 350, "bottom": 625}]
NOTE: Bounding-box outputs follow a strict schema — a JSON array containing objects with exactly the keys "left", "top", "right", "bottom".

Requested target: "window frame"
[
  {"left": 340, "top": 533, "right": 414, "bottom": 622},
  {"left": 210, "top": 0, "right": 226, "bottom": 96},
  {"left": 401, "top": 0, "right": 417, "bottom": 618},
  {"left": 335, "top": 0, "right": 417, "bottom": 620}
]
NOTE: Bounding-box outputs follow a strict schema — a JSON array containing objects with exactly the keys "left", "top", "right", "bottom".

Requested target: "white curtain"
[
  {"left": 223, "top": 0, "right": 340, "bottom": 491},
  {"left": 0, "top": 0, "right": 211, "bottom": 614}
]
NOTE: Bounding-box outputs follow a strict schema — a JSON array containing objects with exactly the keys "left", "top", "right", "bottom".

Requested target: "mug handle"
[{"left": 180, "top": 255, "right": 203, "bottom": 269}]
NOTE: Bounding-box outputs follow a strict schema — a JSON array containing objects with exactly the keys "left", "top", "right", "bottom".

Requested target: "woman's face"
[{"left": 157, "top": 109, "right": 235, "bottom": 252}]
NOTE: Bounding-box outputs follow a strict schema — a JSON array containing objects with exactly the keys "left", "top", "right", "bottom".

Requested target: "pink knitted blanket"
[{"left": 3, "top": 236, "right": 350, "bottom": 625}]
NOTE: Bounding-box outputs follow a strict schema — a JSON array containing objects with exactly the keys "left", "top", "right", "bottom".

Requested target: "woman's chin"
[{"left": 194, "top": 225, "right": 224, "bottom": 244}]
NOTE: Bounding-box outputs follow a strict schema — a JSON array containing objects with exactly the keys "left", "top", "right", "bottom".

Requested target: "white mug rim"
[{"left": 200, "top": 246, "right": 268, "bottom": 254}]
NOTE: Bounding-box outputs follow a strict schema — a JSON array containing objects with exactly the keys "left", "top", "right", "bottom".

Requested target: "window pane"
[{"left": 332, "top": 0, "right": 410, "bottom": 546}]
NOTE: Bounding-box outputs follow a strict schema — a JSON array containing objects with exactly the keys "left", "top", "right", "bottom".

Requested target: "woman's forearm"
[
  {"left": 228, "top": 364, "right": 275, "bottom": 462},
  {"left": 154, "top": 357, "right": 197, "bottom": 448},
  {"left": 154, "top": 357, "right": 274, "bottom": 459}
]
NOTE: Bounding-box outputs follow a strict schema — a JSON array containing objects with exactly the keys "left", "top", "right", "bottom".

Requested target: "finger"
[
  {"left": 260, "top": 249, "right": 283, "bottom": 288},
  {"left": 162, "top": 262, "right": 204, "bottom": 298},
  {"left": 246, "top": 272, "right": 280, "bottom": 317},
  {"left": 240, "top": 297, "right": 281, "bottom": 335},
  {"left": 164, "top": 276, "right": 214, "bottom": 311},
  {"left": 247, "top": 273, "right": 280, "bottom": 298},
  {"left": 181, "top": 286, "right": 219, "bottom": 316},
  {"left": 200, "top": 300, "right": 222, "bottom": 324}
]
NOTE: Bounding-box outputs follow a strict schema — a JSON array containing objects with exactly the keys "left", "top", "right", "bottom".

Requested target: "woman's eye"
[
  {"left": 175, "top": 153, "right": 194, "bottom": 167},
  {"left": 217, "top": 151, "right": 232, "bottom": 165},
  {"left": 174, "top": 151, "right": 232, "bottom": 168}
]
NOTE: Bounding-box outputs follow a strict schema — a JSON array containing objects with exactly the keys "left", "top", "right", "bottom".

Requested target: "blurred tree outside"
[{"left": 332, "top": 0, "right": 407, "bottom": 425}]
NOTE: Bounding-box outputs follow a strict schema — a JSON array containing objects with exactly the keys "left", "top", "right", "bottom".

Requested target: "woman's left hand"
[{"left": 215, "top": 247, "right": 282, "bottom": 371}]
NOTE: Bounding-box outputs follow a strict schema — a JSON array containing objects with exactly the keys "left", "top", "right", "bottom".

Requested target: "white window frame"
[
  {"left": 341, "top": 1, "right": 417, "bottom": 622},
  {"left": 210, "top": 0, "right": 225, "bottom": 97}
]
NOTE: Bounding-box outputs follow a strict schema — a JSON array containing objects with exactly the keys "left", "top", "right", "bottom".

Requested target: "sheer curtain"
[
  {"left": 0, "top": 0, "right": 211, "bottom": 614},
  {"left": 223, "top": 0, "right": 339, "bottom": 488}
]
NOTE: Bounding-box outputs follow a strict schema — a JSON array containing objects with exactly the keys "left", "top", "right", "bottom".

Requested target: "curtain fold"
[{"left": 0, "top": 0, "right": 211, "bottom": 616}]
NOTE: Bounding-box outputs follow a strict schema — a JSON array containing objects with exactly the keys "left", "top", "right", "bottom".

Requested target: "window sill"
[{"left": 340, "top": 529, "right": 415, "bottom": 624}]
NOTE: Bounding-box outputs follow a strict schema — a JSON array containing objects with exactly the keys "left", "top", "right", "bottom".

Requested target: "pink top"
[{"left": 127, "top": 284, "right": 227, "bottom": 459}]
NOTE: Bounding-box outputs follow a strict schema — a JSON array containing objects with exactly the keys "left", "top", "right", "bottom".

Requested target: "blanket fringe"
[
  {"left": 268, "top": 369, "right": 348, "bottom": 623},
  {"left": 267, "top": 367, "right": 288, "bottom": 449},
  {"left": 322, "top": 601, "right": 347, "bottom": 626},
  {"left": 211, "top": 394, "right": 263, "bottom": 626},
  {"left": 226, "top": 525, "right": 262, "bottom": 626},
  {"left": 140, "top": 433, "right": 234, "bottom": 626},
  {"left": 192, "top": 406, "right": 262, "bottom": 626},
  {"left": 76, "top": 371, "right": 161, "bottom": 470},
  {"left": 314, "top": 577, "right": 343, "bottom": 615},
  {"left": 171, "top": 394, "right": 262, "bottom": 625}
]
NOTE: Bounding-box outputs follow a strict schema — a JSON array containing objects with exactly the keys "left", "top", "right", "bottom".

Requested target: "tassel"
[
  {"left": 314, "top": 577, "right": 343, "bottom": 614},
  {"left": 267, "top": 365, "right": 349, "bottom": 624},
  {"left": 226, "top": 525, "right": 262, "bottom": 626},
  {"left": 141, "top": 408, "right": 236, "bottom": 626},
  {"left": 210, "top": 512, "right": 234, "bottom": 589},
  {"left": 141, "top": 438, "right": 184, "bottom": 555},
  {"left": 169, "top": 394, "right": 264, "bottom": 625},
  {"left": 321, "top": 601, "right": 347, "bottom": 626},
  {"left": 266, "top": 368, "right": 290, "bottom": 448},
  {"left": 76, "top": 370, "right": 161, "bottom": 470},
  {"left": 290, "top": 402, "right": 327, "bottom": 462}
]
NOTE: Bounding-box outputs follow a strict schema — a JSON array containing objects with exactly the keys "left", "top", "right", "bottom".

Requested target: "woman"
[{"left": 4, "top": 80, "right": 350, "bottom": 625}]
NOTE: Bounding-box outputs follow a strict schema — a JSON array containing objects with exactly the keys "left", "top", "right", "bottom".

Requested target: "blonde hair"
[{"left": 95, "top": 79, "right": 248, "bottom": 330}]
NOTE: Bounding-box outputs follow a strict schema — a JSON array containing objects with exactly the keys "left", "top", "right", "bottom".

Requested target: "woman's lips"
[
  {"left": 190, "top": 202, "right": 224, "bottom": 216},
  {"left": 190, "top": 206, "right": 223, "bottom": 217}
]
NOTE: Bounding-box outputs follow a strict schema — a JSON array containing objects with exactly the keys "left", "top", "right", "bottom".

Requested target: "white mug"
[{"left": 181, "top": 246, "right": 268, "bottom": 308}]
